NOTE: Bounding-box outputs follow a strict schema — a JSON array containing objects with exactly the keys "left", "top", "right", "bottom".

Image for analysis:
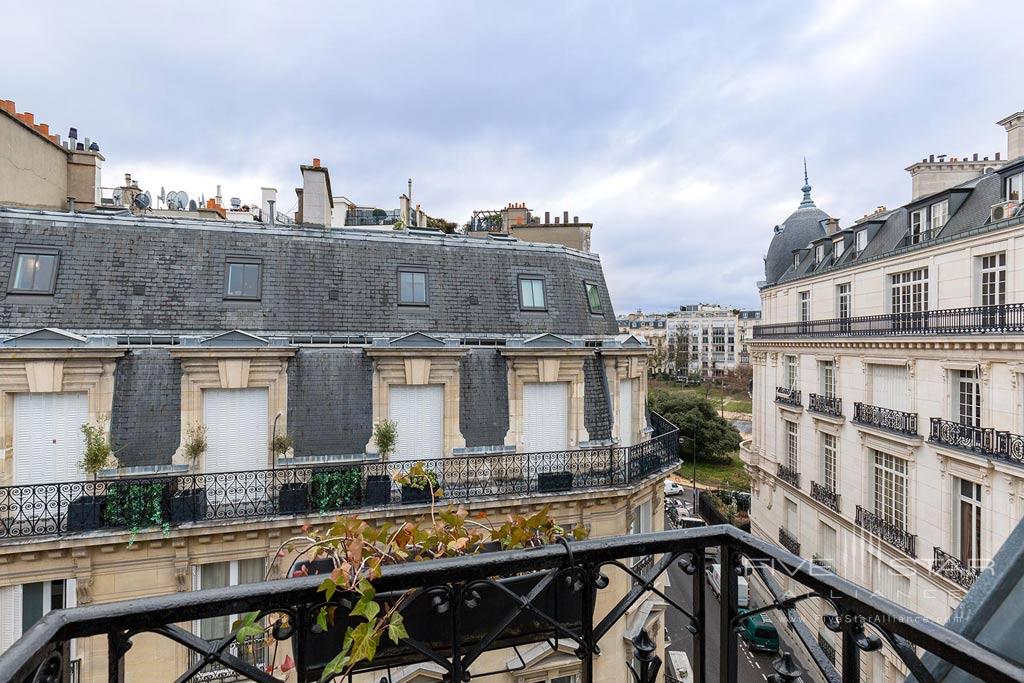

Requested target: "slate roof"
[
  {"left": 764, "top": 204, "right": 829, "bottom": 284},
  {"left": 0, "top": 209, "right": 620, "bottom": 337}
]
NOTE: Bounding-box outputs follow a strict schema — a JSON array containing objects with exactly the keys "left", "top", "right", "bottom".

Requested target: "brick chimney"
[
  {"left": 300, "top": 158, "right": 333, "bottom": 227},
  {"left": 999, "top": 110, "right": 1024, "bottom": 161}
]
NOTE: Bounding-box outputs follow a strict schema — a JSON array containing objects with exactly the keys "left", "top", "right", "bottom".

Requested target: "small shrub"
[
  {"left": 310, "top": 469, "right": 362, "bottom": 513},
  {"left": 183, "top": 422, "right": 207, "bottom": 466},
  {"left": 80, "top": 418, "right": 118, "bottom": 477},
  {"left": 373, "top": 419, "right": 398, "bottom": 458},
  {"left": 272, "top": 433, "right": 294, "bottom": 458}
]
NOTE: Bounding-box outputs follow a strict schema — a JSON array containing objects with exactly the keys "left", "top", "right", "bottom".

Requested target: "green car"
[{"left": 738, "top": 611, "right": 779, "bottom": 653}]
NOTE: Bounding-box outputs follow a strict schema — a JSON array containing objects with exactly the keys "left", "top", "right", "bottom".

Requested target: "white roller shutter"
[
  {"left": 618, "top": 379, "right": 636, "bottom": 447},
  {"left": 871, "top": 365, "right": 909, "bottom": 412},
  {"left": 522, "top": 382, "right": 569, "bottom": 452},
  {"left": 389, "top": 385, "right": 444, "bottom": 461},
  {"left": 0, "top": 585, "right": 22, "bottom": 655},
  {"left": 204, "top": 388, "right": 269, "bottom": 473},
  {"left": 13, "top": 393, "right": 89, "bottom": 485}
]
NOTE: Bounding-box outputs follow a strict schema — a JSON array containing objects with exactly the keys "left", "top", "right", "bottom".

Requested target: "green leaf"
[
  {"left": 319, "top": 639, "right": 352, "bottom": 682},
  {"left": 387, "top": 613, "right": 408, "bottom": 644},
  {"left": 319, "top": 577, "right": 337, "bottom": 602},
  {"left": 315, "top": 607, "right": 329, "bottom": 632},
  {"left": 347, "top": 620, "right": 381, "bottom": 664},
  {"left": 231, "top": 611, "right": 263, "bottom": 644},
  {"left": 351, "top": 595, "right": 381, "bottom": 621}
]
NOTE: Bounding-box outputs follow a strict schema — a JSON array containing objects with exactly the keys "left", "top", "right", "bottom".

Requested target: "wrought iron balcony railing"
[
  {"left": 0, "top": 414, "right": 679, "bottom": 542},
  {"left": 776, "top": 462, "right": 800, "bottom": 488},
  {"left": 778, "top": 526, "right": 801, "bottom": 555},
  {"left": 775, "top": 386, "right": 802, "bottom": 407},
  {"left": 753, "top": 302, "right": 1024, "bottom": 339},
  {"left": 817, "top": 632, "right": 837, "bottom": 666},
  {"left": 853, "top": 403, "right": 919, "bottom": 437},
  {"left": 808, "top": 393, "right": 843, "bottom": 418},
  {"left": 5, "top": 525, "right": 1022, "bottom": 683},
  {"left": 929, "top": 418, "right": 1024, "bottom": 468},
  {"left": 932, "top": 547, "right": 981, "bottom": 591},
  {"left": 855, "top": 505, "right": 917, "bottom": 558},
  {"left": 810, "top": 481, "right": 841, "bottom": 513}
]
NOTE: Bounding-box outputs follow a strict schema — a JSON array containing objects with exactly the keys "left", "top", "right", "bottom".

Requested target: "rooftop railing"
[
  {"left": 0, "top": 414, "right": 679, "bottom": 542},
  {"left": 3, "top": 525, "right": 1023, "bottom": 683},
  {"left": 753, "top": 302, "right": 1024, "bottom": 339}
]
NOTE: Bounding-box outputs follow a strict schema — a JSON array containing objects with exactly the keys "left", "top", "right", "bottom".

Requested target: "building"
[
  {"left": 0, "top": 104, "right": 671, "bottom": 683},
  {"left": 666, "top": 304, "right": 759, "bottom": 377},
  {"left": 467, "top": 203, "right": 594, "bottom": 252},
  {"left": 744, "top": 109, "right": 1024, "bottom": 680},
  {"left": 617, "top": 312, "right": 669, "bottom": 372}
]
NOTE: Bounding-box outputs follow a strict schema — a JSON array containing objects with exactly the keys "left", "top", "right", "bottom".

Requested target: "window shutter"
[{"left": 0, "top": 585, "right": 23, "bottom": 654}]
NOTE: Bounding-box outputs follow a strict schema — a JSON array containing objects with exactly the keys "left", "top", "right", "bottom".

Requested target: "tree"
[
  {"left": 668, "top": 329, "right": 690, "bottom": 376},
  {"left": 648, "top": 390, "right": 741, "bottom": 462},
  {"left": 721, "top": 365, "right": 753, "bottom": 396}
]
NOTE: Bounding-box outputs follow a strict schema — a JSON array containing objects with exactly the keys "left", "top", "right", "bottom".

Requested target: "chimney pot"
[
  {"left": 312, "top": 157, "right": 320, "bottom": 168},
  {"left": 22, "top": 112, "right": 34, "bottom": 125},
  {"left": 996, "top": 152, "right": 1001, "bottom": 160},
  {"left": 68, "top": 127, "right": 77, "bottom": 140},
  {"left": 0, "top": 100, "right": 13, "bottom": 115},
  {"left": 929, "top": 154, "right": 935, "bottom": 162},
  {"left": 973, "top": 153, "right": 979, "bottom": 161},
  {"left": 36, "top": 123, "right": 48, "bottom": 136},
  {"left": 563, "top": 211, "right": 569, "bottom": 223},
  {"left": 554, "top": 217, "right": 560, "bottom": 224},
  {"left": 573, "top": 215, "right": 578, "bottom": 223},
  {"left": 544, "top": 211, "right": 550, "bottom": 223}
]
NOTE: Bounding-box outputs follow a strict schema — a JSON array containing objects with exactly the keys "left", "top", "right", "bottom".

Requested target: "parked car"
[
  {"left": 664, "top": 480, "right": 686, "bottom": 497},
  {"left": 705, "top": 562, "right": 750, "bottom": 608},
  {"left": 738, "top": 611, "right": 779, "bottom": 653}
]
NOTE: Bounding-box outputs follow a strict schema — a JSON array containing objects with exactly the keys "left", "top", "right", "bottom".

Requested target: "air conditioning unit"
[{"left": 990, "top": 199, "right": 1021, "bottom": 222}]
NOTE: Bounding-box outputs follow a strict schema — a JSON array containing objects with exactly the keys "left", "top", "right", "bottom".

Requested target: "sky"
[{"left": 4, "top": 0, "right": 1020, "bottom": 312}]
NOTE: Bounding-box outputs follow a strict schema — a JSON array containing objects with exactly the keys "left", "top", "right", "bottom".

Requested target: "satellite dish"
[
  {"left": 176, "top": 192, "right": 189, "bottom": 210},
  {"left": 134, "top": 191, "right": 152, "bottom": 210},
  {"left": 112, "top": 188, "right": 124, "bottom": 206},
  {"left": 166, "top": 191, "right": 178, "bottom": 209},
  {"left": 188, "top": 199, "right": 197, "bottom": 211}
]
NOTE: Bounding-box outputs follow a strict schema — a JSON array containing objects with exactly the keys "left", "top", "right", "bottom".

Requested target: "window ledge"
[
  {"left": 97, "top": 464, "right": 189, "bottom": 479},
  {"left": 852, "top": 421, "right": 923, "bottom": 448},
  {"left": 281, "top": 453, "right": 380, "bottom": 467}
]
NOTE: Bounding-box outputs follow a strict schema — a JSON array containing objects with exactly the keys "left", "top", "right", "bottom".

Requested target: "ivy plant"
[
  {"left": 310, "top": 469, "right": 363, "bottom": 513},
  {"left": 103, "top": 481, "right": 169, "bottom": 541}
]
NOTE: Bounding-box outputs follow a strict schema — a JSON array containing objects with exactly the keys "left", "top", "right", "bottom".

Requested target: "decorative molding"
[{"left": 501, "top": 351, "right": 592, "bottom": 451}]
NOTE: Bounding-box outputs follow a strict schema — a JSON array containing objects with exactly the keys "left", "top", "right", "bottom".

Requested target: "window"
[
  {"left": 584, "top": 281, "right": 603, "bottom": 314},
  {"left": 956, "top": 369, "right": 981, "bottom": 428},
  {"left": 196, "top": 559, "right": 264, "bottom": 641},
  {"left": 785, "top": 355, "right": 798, "bottom": 391},
  {"left": 8, "top": 248, "right": 59, "bottom": 294},
  {"left": 872, "top": 557, "right": 910, "bottom": 604},
  {"left": 1, "top": 579, "right": 76, "bottom": 654},
  {"left": 785, "top": 498, "right": 799, "bottom": 533},
  {"left": 855, "top": 230, "right": 867, "bottom": 253},
  {"left": 819, "top": 522, "right": 837, "bottom": 564},
  {"left": 910, "top": 209, "right": 925, "bottom": 243},
  {"left": 799, "top": 291, "right": 810, "bottom": 322},
  {"left": 871, "top": 364, "right": 909, "bottom": 412},
  {"left": 786, "top": 421, "right": 799, "bottom": 472},
  {"left": 629, "top": 500, "right": 653, "bottom": 535},
  {"left": 819, "top": 360, "right": 835, "bottom": 397},
  {"left": 519, "top": 276, "right": 547, "bottom": 311},
  {"left": 398, "top": 269, "right": 428, "bottom": 306},
  {"left": 793, "top": 253, "right": 801, "bottom": 267},
  {"left": 224, "top": 258, "right": 261, "bottom": 300},
  {"left": 890, "top": 268, "right": 928, "bottom": 315},
  {"left": 815, "top": 244, "right": 825, "bottom": 264},
  {"left": 820, "top": 432, "right": 837, "bottom": 490},
  {"left": 836, "top": 283, "right": 851, "bottom": 319},
  {"left": 930, "top": 199, "right": 949, "bottom": 231},
  {"left": 833, "top": 238, "right": 845, "bottom": 260},
  {"left": 873, "top": 450, "right": 908, "bottom": 530},
  {"left": 979, "top": 253, "right": 1006, "bottom": 307},
  {"left": 1005, "top": 172, "right": 1022, "bottom": 201},
  {"left": 955, "top": 478, "right": 982, "bottom": 567}
]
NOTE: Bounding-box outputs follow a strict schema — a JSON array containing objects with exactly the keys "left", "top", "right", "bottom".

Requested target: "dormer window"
[
  {"left": 8, "top": 247, "right": 59, "bottom": 295},
  {"left": 1005, "top": 172, "right": 1023, "bottom": 201},
  {"left": 910, "top": 209, "right": 925, "bottom": 243},
  {"left": 930, "top": 199, "right": 949, "bottom": 230},
  {"left": 793, "top": 253, "right": 801, "bottom": 267},
  {"left": 815, "top": 244, "right": 825, "bottom": 265},
  {"left": 855, "top": 230, "right": 867, "bottom": 253},
  {"left": 833, "top": 238, "right": 845, "bottom": 260},
  {"left": 224, "top": 257, "right": 262, "bottom": 300}
]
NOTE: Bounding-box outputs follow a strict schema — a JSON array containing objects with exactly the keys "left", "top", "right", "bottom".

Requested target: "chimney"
[
  {"left": 824, "top": 218, "right": 840, "bottom": 235},
  {"left": 998, "top": 110, "right": 1024, "bottom": 161},
  {"left": 300, "top": 159, "right": 333, "bottom": 227},
  {"left": 267, "top": 199, "right": 276, "bottom": 226},
  {"left": 563, "top": 211, "right": 569, "bottom": 224},
  {"left": 400, "top": 194, "right": 410, "bottom": 227},
  {"left": 261, "top": 187, "right": 278, "bottom": 223},
  {"left": 66, "top": 140, "right": 105, "bottom": 211},
  {"left": 544, "top": 211, "right": 550, "bottom": 223}
]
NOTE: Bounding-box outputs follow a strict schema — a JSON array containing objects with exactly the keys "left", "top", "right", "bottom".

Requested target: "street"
[{"left": 663, "top": 492, "right": 778, "bottom": 682}]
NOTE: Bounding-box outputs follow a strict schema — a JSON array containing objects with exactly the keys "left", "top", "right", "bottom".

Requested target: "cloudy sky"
[{"left": 5, "top": 1, "right": 1019, "bottom": 311}]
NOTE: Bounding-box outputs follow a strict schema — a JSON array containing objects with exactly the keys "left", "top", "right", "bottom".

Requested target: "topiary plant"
[
  {"left": 80, "top": 417, "right": 118, "bottom": 478},
  {"left": 373, "top": 419, "right": 397, "bottom": 459},
  {"left": 182, "top": 422, "right": 207, "bottom": 468}
]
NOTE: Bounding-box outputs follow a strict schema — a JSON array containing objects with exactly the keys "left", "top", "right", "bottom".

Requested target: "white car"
[{"left": 664, "top": 480, "right": 686, "bottom": 496}]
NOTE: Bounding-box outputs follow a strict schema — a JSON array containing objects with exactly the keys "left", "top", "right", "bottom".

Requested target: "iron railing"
[
  {"left": 932, "top": 547, "right": 980, "bottom": 591},
  {"left": 0, "top": 415, "right": 679, "bottom": 542},
  {"left": 777, "top": 462, "right": 800, "bottom": 488},
  {"left": 818, "top": 632, "right": 837, "bottom": 666},
  {"left": 753, "top": 302, "right": 1024, "bottom": 339},
  {"left": 187, "top": 634, "right": 269, "bottom": 681},
  {"left": 810, "top": 481, "right": 841, "bottom": 513},
  {"left": 855, "top": 505, "right": 916, "bottom": 558},
  {"left": 853, "top": 403, "right": 918, "bottom": 437},
  {"left": 808, "top": 394, "right": 843, "bottom": 418},
  {"left": 929, "top": 418, "right": 1024, "bottom": 468},
  {"left": 778, "top": 527, "right": 801, "bottom": 555},
  {"left": 4, "top": 525, "right": 1023, "bottom": 683},
  {"left": 775, "top": 386, "right": 802, "bottom": 407}
]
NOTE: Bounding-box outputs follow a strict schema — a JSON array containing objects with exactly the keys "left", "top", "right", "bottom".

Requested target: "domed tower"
[{"left": 763, "top": 161, "right": 830, "bottom": 285}]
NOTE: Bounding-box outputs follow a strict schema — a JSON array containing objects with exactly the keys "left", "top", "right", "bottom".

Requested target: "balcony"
[
  {"left": 853, "top": 402, "right": 919, "bottom": 437},
  {"left": 753, "top": 302, "right": 1024, "bottom": 339},
  {"left": 855, "top": 505, "right": 917, "bottom": 557},
  {"left": 0, "top": 415, "right": 679, "bottom": 542},
  {"left": 933, "top": 547, "right": 981, "bottom": 591},
  {"left": 808, "top": 393, "right": 843, "bottom": 418},
  {"left": 775, "top": 386, "right": 802, "bottom": 407},
  {"left": 810, "top": 481, "right": 841, "bottom": 513},
  {"left": 929, "top": 418, "right": 1024, "bottom": 469},
  {"left": 5, "top": 525, "right": 1018, "bottom": 683},
  {"left": 776, "top": 462, "right": 800, "bottom": 488},
  {"left": 778, "top": 526, "right": 801, "bottom": 555}
]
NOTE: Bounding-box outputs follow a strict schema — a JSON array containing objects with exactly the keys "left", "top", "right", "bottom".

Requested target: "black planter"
[
  {"left": 537, "top": 471, "right": 574, "bottom": 493},
  {"left": 169, "top": 488, "right": 208, "bottom": 524},
  {"left": 294, "top": 566, "right": 589, "bottom": 682},
  {"left": 278, "top": 482, "right": 309, "bottom": 514},
  {"left": 400, "top": 484, "right": 432, "bottom": 505},
  {"left": 364, "top": 475, "right": 392, "bottom": 506},
  {"left": 67, "top": 494, "right": 105, "bottom": 532}
]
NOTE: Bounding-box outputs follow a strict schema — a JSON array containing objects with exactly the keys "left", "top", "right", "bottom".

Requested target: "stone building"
[
  {"left": 744, "top": 109, "right": 1024, "bottom": 680},
  {"left": 666, "top": 304, "right": 758, "bottom": 377}
]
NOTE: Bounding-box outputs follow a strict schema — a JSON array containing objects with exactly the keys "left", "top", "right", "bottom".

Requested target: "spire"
[{"left": 799, "top": 157, "right": 815, "bottom": 208}]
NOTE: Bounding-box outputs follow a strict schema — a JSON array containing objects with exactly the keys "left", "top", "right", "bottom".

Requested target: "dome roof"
[{"left": 764, "top": 165, "right": 829, "bottom": 284}]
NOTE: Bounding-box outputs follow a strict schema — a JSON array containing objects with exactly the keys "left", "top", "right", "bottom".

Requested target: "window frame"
[
  {"left": 836, "top": 283, "right": 852, "bottom": 319},
  {"left": 583, "top": 281, "right": 603, "bottom": 315},
  {"left": 820, "top": 431, "right": 837, "bottom": 491},
  {"left": 7, "top": 246, "right": 60, "bottom": 295},
  {"left": 833, "top": 238, "right": 845, "bottom": 260},
  {"left": 930, "top": 199, "right": 949, "bottom": 231},
  {"left": 872, "top": 450, "right": 908, "bottom": 531},
  {"left": 799, "top": 291, "right": 811, "bottom": 322},
  {"left": 223, "top": 256, "right": 263, "bottom": 301},
  {"left": 855, "top": 230, "right": 867, "bottom": 253},
  {"left": 815, "top": 244, "right": 825, "bottom": 265},
  {"left": 1005, "top": 172, "right": 1023, "bottom": 202},
  {"left": 397, "top": 267, "right": 430, "bottom": 307},
  {"left": 518, "top": 274, "right": 548, "bottom": 312}
]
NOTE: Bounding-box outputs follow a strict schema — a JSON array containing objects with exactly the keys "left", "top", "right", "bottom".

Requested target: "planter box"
[
  {"left": 67, "top": 494, "right": 105, "bottom": 532},
  {"left": 400, "top": 484, "right": 432, "bottom": 505},
  {"left": 294, "top": 564, "right": 590, "bottom": 681},
  {"left": 537, "top": 471, "right": 574, "bottom": 493},
  {"left": 169, "top": 488, "right": 207, "bottom": 524},
  {"left": 101, "top": 480, "right": 172, "bottom": 531},
  {"left": 278, "top": 482, "right": 309, "bottom": 514},
  {"left": 364, "top": 475, "right": 392, "bottom": 506}
]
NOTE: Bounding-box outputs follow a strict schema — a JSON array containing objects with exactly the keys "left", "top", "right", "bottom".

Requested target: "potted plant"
[
  {"left": 170, "top": 423, "right": 208, "bottom": 524},
  {"left": 365, "top": 420, "right": 397, "bottom": 505},
  {"left": 69, "top": 418, "right": 118, "bottom": 532},
  {"left": 272, "top": 433, "right": 308, "bottom": 514},
  {"left": 396, "top": 462, "right": 439, "bottom": 505},
  {"left": 310, "top": 468, "right": 362, "bottom": 513}
]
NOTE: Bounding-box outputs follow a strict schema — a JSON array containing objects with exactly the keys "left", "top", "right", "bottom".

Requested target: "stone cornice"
[
  {"left": 169, "top": 347, "right": 297, "bottom": 359},
  {"left": 750, "top": 336, "right": 1024, "bottom": 353},
  {"left": 0, "top": 348, "right": 127, "bottom": 361}
]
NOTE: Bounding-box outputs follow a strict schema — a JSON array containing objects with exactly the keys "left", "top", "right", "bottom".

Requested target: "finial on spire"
[{"left": 799, "top": 157, "right": 815, "bottom": 208}]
